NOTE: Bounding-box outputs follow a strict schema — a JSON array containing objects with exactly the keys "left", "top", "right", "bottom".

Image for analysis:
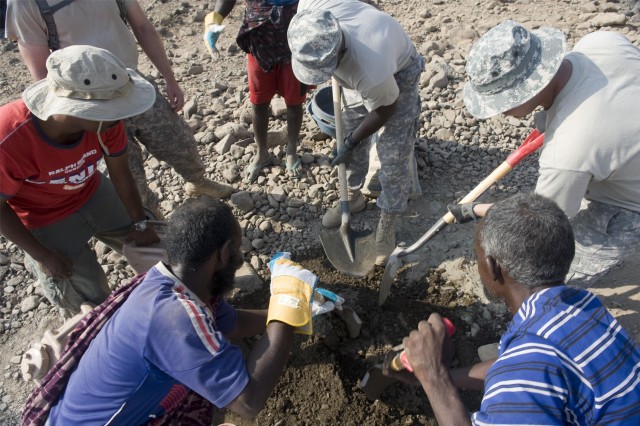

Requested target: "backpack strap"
[
  {"left": 35, "top": 0, "right": 127, "bottom": 51},
  {"left": 34, "top": 0, "right": 75, "bottom": 51}
]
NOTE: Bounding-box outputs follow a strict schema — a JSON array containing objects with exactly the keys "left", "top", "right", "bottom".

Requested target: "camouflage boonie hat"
[
  {"left": 288, "top": 9, "right": 342, "bottom": 85},
  {"left": 463, "top": 20, "right": 566, "bottom": 119}
]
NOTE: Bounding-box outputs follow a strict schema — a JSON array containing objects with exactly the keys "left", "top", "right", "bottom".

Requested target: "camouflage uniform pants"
[
  {"left": 125, "top": 78, "right": 207, "bottom": 209},
  {"left": 566, "top": 199, "right": 640, "bottom": 286},
  {"left": 24, "top": 174, "right": 131, "bottom": 318},
  {"left": 343, "top": 54, "right": 425, "bottom": 214}
]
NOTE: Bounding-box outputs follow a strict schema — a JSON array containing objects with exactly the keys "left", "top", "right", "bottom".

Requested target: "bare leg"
[
  {"left": 286, "top": 104, "right": 303, "bottom": 177},
  {"left": 245, "top": 102, "right": 273, "bottom": 183}
]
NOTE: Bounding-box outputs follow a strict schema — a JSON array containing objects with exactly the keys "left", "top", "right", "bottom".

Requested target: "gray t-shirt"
[
  {"left": 6, "top": 0, "right": 139, "bottom": 69},
  {"left": 536, "top": 31, "right": 640, "bottom": 215},
  {"left": 298, "top": 0, "right": 416, "bottom": 111}
]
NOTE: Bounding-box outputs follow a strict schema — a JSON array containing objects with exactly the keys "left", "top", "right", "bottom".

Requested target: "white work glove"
[
  {"left": 313, "top": 287, "right": 344, "bottom": 316},
  {"left": 203, "top": 12, "right": 225, "bottom": 58},
  {"left": 267, "top": 252, "right": 317, "bottom": 335}
]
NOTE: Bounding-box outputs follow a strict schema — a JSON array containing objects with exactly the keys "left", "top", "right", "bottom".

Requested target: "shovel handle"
[
  {"left": 395, "top": 130, "right": 545, "bottom": 257},
  {"left": 390, "top": 317, "right": 456, "bottom": 372},
  {"left": 331, "top": 78, "right": 349, "bottom": 208},
  {"left": 444, "top": 130, "right": 545, "bottom": 223},
  {"left": 505, "top": 129, "right": 544, "bottom": 167}
]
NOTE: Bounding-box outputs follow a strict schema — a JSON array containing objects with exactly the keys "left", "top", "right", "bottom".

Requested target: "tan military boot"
[
  {"left": 185, "top": 177, "right": 234, "bottom": 199},
  {"left": 321, "top": 189, "right": 366, "bottom": 228},
  {"left": 375, "top": 212, "right": 399, "bottom": 266}
]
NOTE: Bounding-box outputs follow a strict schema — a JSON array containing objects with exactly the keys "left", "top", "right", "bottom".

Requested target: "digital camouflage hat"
[
  {"left": 288, "top": 9, "right": 342, "bottom": 85},
  {"left": 463, "top": 20, "right": 566, "bottom": 119}
]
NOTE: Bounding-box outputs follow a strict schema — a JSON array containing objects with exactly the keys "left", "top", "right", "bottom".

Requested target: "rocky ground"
[{"left": 1, "top": 0, "right": 640, "bottom": 424}]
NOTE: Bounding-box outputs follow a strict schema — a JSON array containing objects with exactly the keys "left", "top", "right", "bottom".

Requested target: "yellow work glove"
[
  {"left": 203, "top": 12, "right": 225, "bottom": 57},
  {"left": 267, "top": 252, "right": 317, "bottom": 335}
]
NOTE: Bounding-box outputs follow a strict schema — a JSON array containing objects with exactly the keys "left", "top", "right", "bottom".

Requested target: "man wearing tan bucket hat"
[
  {"left": 5, "top": 0, "right": 235, "bottom": 218},
  {"left": 457, "top": 20, "right": 640, "bottom": 286},
  {"left": 0, "top": 45, "right": 160, "bottom": 318}
]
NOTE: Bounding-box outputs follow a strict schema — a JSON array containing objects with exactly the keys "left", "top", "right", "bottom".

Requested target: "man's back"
[
  {"left": 474, "top": 286, "right": 640, "bottom": 425},
  {"left": 5, "top": 0, "right": 138, "bottom": 68},
  {"left": 537, "top": 31, "right": 640, "bottom": 215}
]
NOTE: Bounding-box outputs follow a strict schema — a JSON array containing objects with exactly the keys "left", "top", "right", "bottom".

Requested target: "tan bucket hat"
[{"left": 23, "top": 45, "right": 156, "bottom": 121}]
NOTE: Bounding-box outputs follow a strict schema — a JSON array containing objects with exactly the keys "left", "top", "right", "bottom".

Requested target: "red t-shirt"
[{"left": 0, "top": 100, "right": 128, "bottom": 229}]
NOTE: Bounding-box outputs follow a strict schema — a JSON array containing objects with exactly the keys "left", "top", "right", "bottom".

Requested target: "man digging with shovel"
[{"left": 287, "top": 0, "right": 425, "bottom": 266}]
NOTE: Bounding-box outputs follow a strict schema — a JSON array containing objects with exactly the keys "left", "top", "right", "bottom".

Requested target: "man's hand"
[
  {"left": 330, "top": 133, "right": 360, "bottom": 167},
  {"left": 38, "top": 250, "right": 74, "bottom": 279},
  {"left": 203, "top": 12, "right": 225, "bottom": 58},
  {"left": 382, "top": 350, "right": 421, "bottom": 385},
  {"left": 128, "top": 227, "right": 160, "bottom": 246},
  {"left": 404, "top": 313, "right": 455, "bottom": 381},
  {"left": 447, "top": 202, "right": 480, "bottom": 224},
  {"left": 267, "top": 252, "right": 317, "bottom": 334},
  {"left": 164, "top": 79, "right": 185, "bottom": 112}
]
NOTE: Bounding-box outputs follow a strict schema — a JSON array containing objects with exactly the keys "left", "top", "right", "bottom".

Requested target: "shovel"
[
  {"left": 320, "top": 78, "right": 376, "bottom": 277},
  {"left": 378, "top": 129, "right": 545, "bottom": 305}
]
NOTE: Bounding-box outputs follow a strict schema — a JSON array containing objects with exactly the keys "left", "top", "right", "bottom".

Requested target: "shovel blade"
[
  {"left": 378, "top": 247, "right": 405, "bottom": 305},
  {"left": 320, "top": 227, "right": 376, "bottom": 277}
]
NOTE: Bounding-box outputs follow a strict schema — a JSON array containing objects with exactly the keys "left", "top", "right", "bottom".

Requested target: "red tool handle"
[
  {"left": 391, "top": 317, "right": 456, "bottom": 372},
  {"left": 505, "top": 129, "right": 544, "bottom": 167}
]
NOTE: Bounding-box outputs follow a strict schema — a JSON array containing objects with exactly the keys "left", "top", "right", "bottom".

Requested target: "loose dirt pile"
[{"left": 1, "top": 0, "right": 639, "bottom": 424}]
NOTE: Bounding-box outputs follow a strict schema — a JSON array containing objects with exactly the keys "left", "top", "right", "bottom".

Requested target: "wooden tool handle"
[{"left": 390, "top": 317, "right": 456, "bottom": 372}]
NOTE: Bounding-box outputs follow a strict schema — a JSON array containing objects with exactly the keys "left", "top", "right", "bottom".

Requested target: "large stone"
[
  {"left": 214, "top": 122, "right": 252, "bottom": 140},
  {"left": 183, "top": 98, "right": 198, "bottom": 120},
  {"left": 214, "top": 134, "right": 236, "bottom": 155},
  {"left": 429, "top": 71, "right": 448, "bottom": 89},
  {"left": 270, "top": 97, "right": 287, "bottom": 117},
  {"left": 230, "top": 191, "right": 255, "bottom": 214},
  {"left": 234, "top": 262, "right": 263, "bottom": 293},
  {"left": 590, "top": 13, "right": 627, "bottom": 27},
  {"left": 20, "top": 295, "right": 39, "bottom": 313},
  {"left": 269, "top": 186, "right": 287, "bottom": 203},
  {"left": 222, "top": 167, "right": 240, "bottom": 183},
  {"left": 267, "top": 128, "right": 288, "bottom": 148}
]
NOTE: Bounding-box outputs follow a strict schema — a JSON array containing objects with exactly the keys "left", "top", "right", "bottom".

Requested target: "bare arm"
[
  {"left": 103, "top": 151, "right": 159, "bottom": 246},
  {"left": 125, "top": 1, "right": 184, "bottom": 111},
  {"left": 450, "top": 359, "right": 495, "bottom": 391},
  {"left": 0, "top": 197, "right": 73, "bottom": 278},
  {"left": 17, "top": 41, "right": 50, "bottom": 81},
  {"left": 351, "top": 100, "right": 397, "bottom": 142},
  {"left": 405, "top": 314, "right": 472, "bottom": 426},
  {"left": 225, "top": 309, "right": 267, "bottom": 340},
  {"left": 224, "top": 321, "right": 294, "bottom": 418}
]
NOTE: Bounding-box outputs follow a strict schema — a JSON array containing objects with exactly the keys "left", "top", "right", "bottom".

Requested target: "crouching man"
[
  {"left": 0, "top": 45, "right": 159, "bottom": 319},
  {"left": 22, "top": 196, "right": 318, "bottom": 425},
  {"left": 392, "top": 193, "right": 640, "bottom": 425}
]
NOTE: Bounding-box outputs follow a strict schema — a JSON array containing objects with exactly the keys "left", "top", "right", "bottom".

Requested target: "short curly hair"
[
  {"left": 165, "top": 196, "right": 238, "bottom": 271},
  {"left": 480, "top": 193, "right": 575, "bottom": 288}
]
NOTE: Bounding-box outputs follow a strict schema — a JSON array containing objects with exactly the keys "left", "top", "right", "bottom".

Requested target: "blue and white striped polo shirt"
[{"left": 473, "top": 286, "right": 640, "bottom": 425}]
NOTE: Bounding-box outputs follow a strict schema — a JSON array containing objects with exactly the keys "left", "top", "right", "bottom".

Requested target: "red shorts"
[{"left": 247, "top": 54, "right": 308, "bottom": 105}]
